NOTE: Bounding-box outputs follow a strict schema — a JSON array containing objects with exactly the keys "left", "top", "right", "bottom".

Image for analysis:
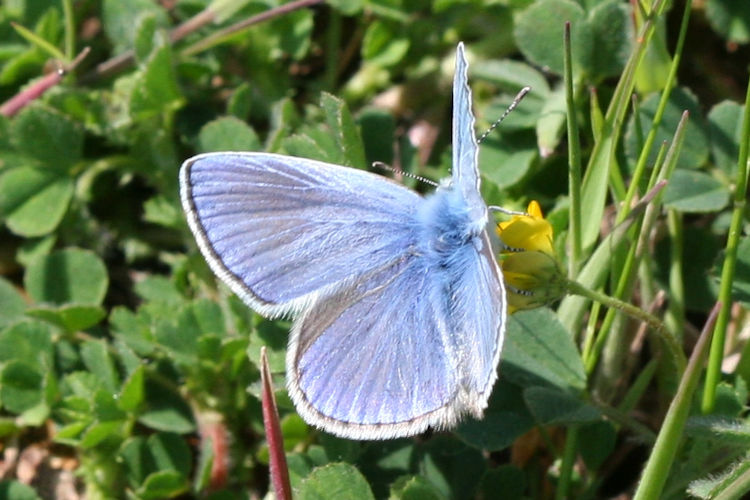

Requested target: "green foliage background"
[{"left": 0, "top": 0, "right": 749, "bottom": 498}]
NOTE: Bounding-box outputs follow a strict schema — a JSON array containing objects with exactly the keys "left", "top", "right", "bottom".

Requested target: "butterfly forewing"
[
  {"left": 452, "top": 43, "right": 483, "bottom": 217},
  {"left": 180, "top": 152, "right": 422, "bottom": 317}
]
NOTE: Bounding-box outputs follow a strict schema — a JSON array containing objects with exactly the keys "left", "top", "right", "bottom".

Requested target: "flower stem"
[{"left": 564, "top": 278, "right": 685, "bottom": 373}]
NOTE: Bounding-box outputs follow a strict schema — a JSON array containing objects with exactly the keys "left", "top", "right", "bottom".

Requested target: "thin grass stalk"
[
  {"left": 555, "top": 425, "right": 579, "bottom": 500},
  {"left": 580, "top": 298, "right": 602, "bottom": 364},
  {"left": 180, "top": 0, "right": 324, "bottom": 57},
  {"left": 62, "top": 0, "right": 75, "bottom": 59},
  {"left": 583, "top": 113, "right": 687, "bottom": 375},
  {"left": 618, "top": 0, "right": 693, "bottom": 225},
  {"left": 10, "top": 22, "right": 66, "bottom": 61},
  {"left": 633, "top": 303, "right": 721, "bottom": 500},
  {"left": 567, "top": 278, "right": 684, "bottom": 373},
  {"left": 578, "top": 0, "right": 669, "bottom": 251},
  {"left": 559, "top": 179, "right": 666, "bottom": 334},
  {"left": 664, "top": 210, "right": 685, "bottom": 339},
  {"left": 564, "top": 21, "right": 583, "bottom": 277},
  {"left": 701, "top": 74, "right": 750, "bottom": 412}
]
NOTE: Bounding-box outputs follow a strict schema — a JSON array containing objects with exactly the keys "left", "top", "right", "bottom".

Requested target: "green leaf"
[
  {"left": 455, "top": 381, "right": 535, "bottom": 451},
  {"left": 133, "top": 275, "right": 183, "bottom": 305},
  {"left": 708, "top": 100, "right": 744, "bottom": 176},
  {"left": 119, "top": 436, "right": 153, "bottom": 487},
  {"left": 0, "top": 481, "right": 42, "bottom": 500},
  {"left": 476, "top": 465, "right": 525, "bottom": 500},
  {"left": 118, "top": 364, "right": 145, "bottom": 412},
  {"left": 147, "top": 432, "right": 192, "bottom": 477},
  {"left": 209, "top": 0, "right": 255, "bottom": 23},
  {"left": 143, "top": 195, "right": 183, "bottom": 230},
  {"left": 298, "top": 463, "right": 375, "bottom": 500},
  {"left": 534, "top": 84, "right": 567, "bottom": 156},
  {"left": 662, "top": 169, "right": 730, "bottom": 213},
  {"left": 110, "top": 307, "right": 157, "bottom": 356},
  {"left": 321, "top": 92, "right": 367, "bottom": 168},
  {"left": 282, "top": 133, "right": 332, "bottom": 163},
  {"left": 198, "top": 116, "right": 261, "bottom": 153},
  {"left": 136, "top": 470, "right": 189, "bottom": 500},
  {"left": 0, "top": 277, "right": 26, "bottom": 328},
  {"left": 502, "top": 308, "right": 586, "bottom": 392},
  {"left": 10, "top": 105, "right": 83, "bottom": 171},
  {"left": 79, "top": 420, "right": 126, "bottom": 448},
  {"left": 705, "top": 0, "right": 750, "bottom": 44},
  {"left": 479, "top": 132, "right": 537, "bottom": 189},
  {"left": 133, "top": 13, "right": 158, "bottom": 63},
  {"left": 24, "top": 248, "right": 109, "bottom": 305},
  {"left": 688, "top": 457, "right": 750, "bottom": 500},
  {"left": 129, "top": 43, "right": 183, "bottom": 120},
  {"left": 16, "top": 235, "right": 56, "bottom": 267},
  {"left": 578, "top": 420, "right": 617, "bottom": 470},
  {"left": 227, "top": 82, "right": 253, "bottom": 120},
  {"left": 328, "top": 0, "right": 364, "bottom": 16},
  {"left": 472, "top": 59, "right": 551, "bottom": 98},
  {"left": 730, "top": 237, "right": 750, "bottom": 307},
  {"left": 271, "top": 9, "right": 314, "bottom": 61},
  {"left": 523, "top": 386, "right": 601, "bottom": 424},
  {"left": 0, "top": 320, "right": 53, "bottom": 368},
  {"left": 102, "top": 0, "right": 169, "bottom": 54},
  {"left": 247, "top": 318, "right": 289, "bottom": 374},
  {"left": 514, "top": 0, "right": 586, "bottom": 76},
  {"left": 0, "top": 167, "right": 73, "bottom": 237},
  {"left": 93, "top": 387, "right": 127, "bottom": 421},
  {"left": 361, "top": 21, "right": 410, "bottom": 67},
  {"left": 80, "top": 340, "right": 120, "bottom": 394},
  {"left": 358, "top": 108, "right": 395, "bottom": 166},
  {"left": 657, "top": 226, "right": 720, "bottom": 312},
  {"left": 0, "top": 360, "right": 44, "bottom": 414},
  {"left": 25, "top": 304, "right": 106, "bottom": 332},
  {"left": 584, "top": 0, "right": 632, "bottom": 80},
  {"left": 624, "top": 86, "right": 709, "bottom": 171},
  {"left": 389, "top": 475, "right": 445, "bottom": 500},
  {"left": 154, "top": 301, "right": 222, "bottom": 363},
  {"left": 138, "top": 380, "right": 195, "bottom": 434},
  {"left": 0, "top": 418, "right": 20, "bottom": 438}
]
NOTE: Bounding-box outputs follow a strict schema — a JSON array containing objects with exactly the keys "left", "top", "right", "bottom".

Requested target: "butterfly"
[{"left": 179, "top": 43, "right": 508, "bottom": 440}]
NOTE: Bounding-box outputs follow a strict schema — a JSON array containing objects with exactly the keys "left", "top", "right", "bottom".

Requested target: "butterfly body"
[{"left": 180, "top": 43, "right": 507, "bottom": 439}]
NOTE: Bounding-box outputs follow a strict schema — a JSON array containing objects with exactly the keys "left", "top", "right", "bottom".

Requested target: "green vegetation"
[{"left": 0, "top": 0, "right": 748, "bottom": 498}]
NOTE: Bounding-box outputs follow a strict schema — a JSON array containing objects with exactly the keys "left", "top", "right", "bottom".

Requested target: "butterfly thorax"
[{"left": 417, "top": 185, "right": 487, "bottom": 270}]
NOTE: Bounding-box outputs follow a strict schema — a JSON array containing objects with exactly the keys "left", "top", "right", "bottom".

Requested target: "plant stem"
[
  {"left": 617, "top": 0, "right": 693, "bottom": 224},
  {"left": 556, "top": 425, "right": 579, "bottom": 500},
  {"left": 701, "top": 72, "right": 750, "bottom": 412},
  {"left": 564, "top": 22, "right": 582, "bottom": 278},
  {"left": 633, "top": 303, "right": 720, "bottom": 500},
  {"left": 565, "top": 278, "right": 686, "bottom": 372}
]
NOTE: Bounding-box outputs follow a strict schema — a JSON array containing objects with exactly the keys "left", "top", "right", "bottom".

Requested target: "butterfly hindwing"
[{"left": 288, "top": 227, "right": 504, "bottom": 439}]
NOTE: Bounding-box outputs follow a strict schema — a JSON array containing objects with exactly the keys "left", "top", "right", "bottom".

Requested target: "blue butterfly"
[{"left": 180, "top": 43, "right": 507, "bottom": 440}]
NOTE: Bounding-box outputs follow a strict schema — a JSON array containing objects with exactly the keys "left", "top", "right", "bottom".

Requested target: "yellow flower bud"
[{"left": 496, "top": 201, "right": 565, "bottom": 313}]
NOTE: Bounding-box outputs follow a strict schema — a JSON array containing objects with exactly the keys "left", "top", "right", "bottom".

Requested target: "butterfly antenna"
[
  {"left": 373, "top": 161, "right": 439, "bottom": 187},
  {"left": 489, "top": 205, "right": 527, "bottom": 217},
  {"left": 477, "top": 86, "right": 532, "bottom": 144}
]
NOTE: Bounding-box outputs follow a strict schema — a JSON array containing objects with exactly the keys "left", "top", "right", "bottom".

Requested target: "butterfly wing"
[
  {"left": 287, "top": 225, "right": 505, "bottom": 440},
  {"left": 452, "top": 42, "right": 484, "bottom": 219},
  {"left": 180, "top": 152, "right": 422, "bottom": 317}
]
